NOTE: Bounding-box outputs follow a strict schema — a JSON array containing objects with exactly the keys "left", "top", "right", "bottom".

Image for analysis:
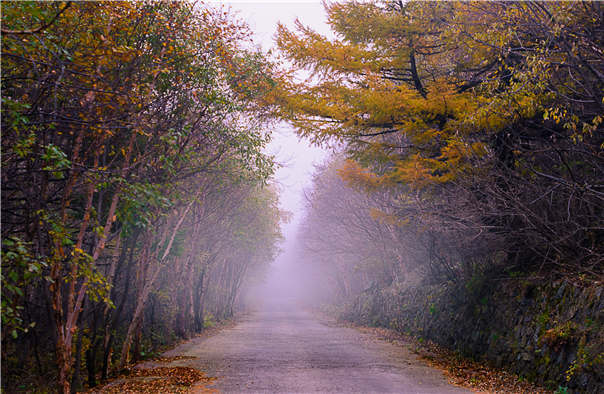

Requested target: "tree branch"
[{"left": 1, "top": 2, "right": 71, "bottom": 35}]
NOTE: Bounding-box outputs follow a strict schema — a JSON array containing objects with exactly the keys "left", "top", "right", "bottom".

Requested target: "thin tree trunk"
[
  {"left": 118, "top": 261, "right": 160, "bottom": 368},
  {"left": 194, "top": 262, "right": 208, "bottom": 332},
  {"left": 71, "top": 331, "right": 83, "bottom": 393},
  {"left": 102, "top": 233, "right": 135, "bottom": 380},
  {"left": 53, "top": 150, "right": 98, "bottom": 394},
  {"left": 86, "top": 304, "right": 100, "bottom": 388},
  {"left": 119, "top": 194, "right": 201, "bottom": 368}
]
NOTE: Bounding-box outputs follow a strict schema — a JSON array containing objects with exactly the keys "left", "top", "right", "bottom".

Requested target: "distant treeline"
[{"left": 1, "top": 2, "right": 283, "bottom": 392}]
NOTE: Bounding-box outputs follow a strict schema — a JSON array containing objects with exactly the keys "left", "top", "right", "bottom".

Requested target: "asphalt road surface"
[
  {"left": 158, "top": 298, "right": 468, "bottom": 393},
  {"left": 161, "top": 300, "right": 470, "bottom": 393}
]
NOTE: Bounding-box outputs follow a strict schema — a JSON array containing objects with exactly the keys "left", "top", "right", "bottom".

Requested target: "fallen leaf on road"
[{"left": 92, "top": 366, "right": 216, "bottom": 393}]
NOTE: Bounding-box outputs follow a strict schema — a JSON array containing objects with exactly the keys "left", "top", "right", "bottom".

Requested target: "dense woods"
[
  {"left": 278, "top": 1, "right": 603, "bottom": 390},
  {"left": 1, "top": 2, "right": 283, "bottom": 392},
  {"left": 2, "top": 0, "right": 603, "bottom": 392},
  {"left": 278, "top": 0, "right": 603, "bottom": 298}
]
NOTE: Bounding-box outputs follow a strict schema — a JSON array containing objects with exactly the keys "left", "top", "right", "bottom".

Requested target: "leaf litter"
[
  {"left": 90, "top": 365, "right": 216, "bottom": 393},
  {"left": 356, "top": 325, "right": 553, "bottom": 394}
]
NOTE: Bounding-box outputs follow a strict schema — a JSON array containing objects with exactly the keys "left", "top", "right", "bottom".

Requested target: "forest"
[
  {"left": 2, "top": 2, "right": 283, "bottom": 392},
  {"left": 284, "top": 0, "right": 603, "bottom": 301},
  {"left": 281, "top": 1, "right": 602, "bottom": 391},
  {"left": 2, "top": 1, "right": 603, "bottom": 393}
]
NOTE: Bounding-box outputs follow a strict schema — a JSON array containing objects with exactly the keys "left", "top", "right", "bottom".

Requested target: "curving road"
[{"left": 161, "top": 300, "right": 470, "bottom": 393}]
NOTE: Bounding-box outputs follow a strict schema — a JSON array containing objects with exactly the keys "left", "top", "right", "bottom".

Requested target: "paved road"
[{"left": 162, "top": 301, "right": 469, "bottom": 393}]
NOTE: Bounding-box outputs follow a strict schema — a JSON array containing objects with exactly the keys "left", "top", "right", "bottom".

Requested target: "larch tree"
[{"left": 275, "top": 0, "right": 603, "bottom": 276}]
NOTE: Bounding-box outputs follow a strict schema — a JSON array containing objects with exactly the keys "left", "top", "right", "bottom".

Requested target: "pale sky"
[{"left": 219, "top": 0, "right": 332, "bottom": 241}]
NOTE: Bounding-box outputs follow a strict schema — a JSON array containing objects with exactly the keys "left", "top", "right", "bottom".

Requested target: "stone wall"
[{"left": 342, "top": 278, "right": 603, "bottom": 393}]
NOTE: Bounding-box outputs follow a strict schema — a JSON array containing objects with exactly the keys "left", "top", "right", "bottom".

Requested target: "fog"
[
  {"left": 221, "top": 1, "right": 445, "bottom": 312},
  {"left": 245, "top": 126, "right": 330, "bottom": 309},
  {"left": 222, "top": 1, "right": 332, "bottom": 309}
]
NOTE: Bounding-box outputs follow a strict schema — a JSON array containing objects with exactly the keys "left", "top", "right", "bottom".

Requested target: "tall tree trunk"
[
  {"left": 132, "top": 319, "right": 143, "bottom": 363},
  {"left": 52, "top": 148, "right": 97, "bottom": 394},
  {"left": 194, "top": 261, "right": 210, "bottom": 332},
  {"left": 54, "top": 131, "right": 135, "bottom": 392},
  {"left": 86, "top": 339, "right": 99, "bottom": 388},
  {"left": 71, "top": 331, "right": 84, "bottom": 393},
  {"left": 119, "top": 195, "right": 200, "bottom": 368},
  {"left": 86, "top": 305, "right": 101, "bottom": 388},
  {"left": 118, "top": 263, "right": 160, "bottom": 368},
  {"left": 102, "top": 233, "right": 135, "bottom": 380}
]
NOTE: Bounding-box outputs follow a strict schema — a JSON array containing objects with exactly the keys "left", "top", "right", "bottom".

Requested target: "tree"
[
  {"left": 276, "top": 0, "right": 603, "bottom": 277},
  {"left": 2, "top": 2, "right": 282, "bottom": 391}
]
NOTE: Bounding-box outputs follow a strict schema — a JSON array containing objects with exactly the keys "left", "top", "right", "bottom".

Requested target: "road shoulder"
[
  {"left": 87, "top": 318, "right": 238, "bottom": 393},
  {"left": 315, "top": 311, "right": 553, "bottom": 394}
]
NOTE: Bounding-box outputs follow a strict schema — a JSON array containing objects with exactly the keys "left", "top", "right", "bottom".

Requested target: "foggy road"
[{"left": 161, "top": 300, "right": 469, "bottom": 393}]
